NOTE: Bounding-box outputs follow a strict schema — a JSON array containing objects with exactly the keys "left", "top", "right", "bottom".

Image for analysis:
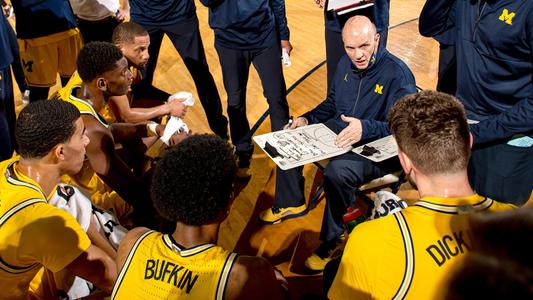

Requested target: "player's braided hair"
[
  {"left": 15, "top": 100, "right": 80, "bottom": 159},
  {"left": 112, "top": 21, "right": 148, "bottom": 45},
  {"left": 77, "top": 41, "right": 124, "bottom": 82},
  {"left": 151, "top": 134, "right": 237, "bottom": 226}
]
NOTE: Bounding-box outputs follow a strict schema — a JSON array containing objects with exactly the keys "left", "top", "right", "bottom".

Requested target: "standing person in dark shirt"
[
  {"left": 128, "top": 0, "right": 228, "bottom": 139},
  {"left": 419, "top": 0, "right": 533, "bottom": 205},
  {"left": 199, "top": 0, "right": 304, "bottom": 210}
]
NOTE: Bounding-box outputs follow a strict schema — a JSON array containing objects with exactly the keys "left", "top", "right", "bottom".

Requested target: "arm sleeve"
[
  {"left": 470, "top": 97, "right": 533, "bottom": 143},
  {"left": 271, "top": 0, "right": 290, "bottom": 40},
  {"left": 22, "top": 204, "right": 91, "bottom": 273},
  {"left": 419, "top": 0, "right": 456, "bottom": 37}
]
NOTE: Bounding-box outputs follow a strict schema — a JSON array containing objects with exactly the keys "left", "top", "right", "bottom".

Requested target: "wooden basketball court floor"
[
  {"left": 11, "top": 0, "right": 529, "bottom": 298},
  {"left": 152, "top": 1, "right": 436, "bottom": 297}
]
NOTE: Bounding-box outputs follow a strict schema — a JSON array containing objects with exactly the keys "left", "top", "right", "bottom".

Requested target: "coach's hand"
[
  {"left": 336, "top": 114, "right": 362, "bottom": 148},
  {"left": 284, "top": 117, "right": 308, "bottom": 130}
]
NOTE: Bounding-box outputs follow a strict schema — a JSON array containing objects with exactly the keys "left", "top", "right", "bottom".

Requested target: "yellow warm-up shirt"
[
  {"left": 112, "top": 231, "right": 238, "bottom": 300},
  {"left": 328, "top": 194, "right": 514, "bottom": 300},
  {"left": 0, "top": 158, "right": 91, "bottom": 299}
]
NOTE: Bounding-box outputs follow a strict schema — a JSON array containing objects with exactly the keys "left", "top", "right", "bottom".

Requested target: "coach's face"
[
  {"left": 343, "top": 20, "right": 379, "bottom": 70},
  {"left": 104, "top": 57, "right": 133, "bottom": 96},
  {"left": 61, "top": 118, "right": 90, "bottom": 175},
  {"left": 119, "top": 34, "right": 150, "bottom": 70}
]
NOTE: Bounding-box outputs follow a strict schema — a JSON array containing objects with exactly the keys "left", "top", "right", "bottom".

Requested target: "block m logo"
[
  {"left": 499, "top": 9, "right": 516, "bottom": 25},
  {"left": 22, "top": 59, "right": 34, "bottom": 72},
  {"left": 374, "top": 84, "right": 383, "bottom": 95}
]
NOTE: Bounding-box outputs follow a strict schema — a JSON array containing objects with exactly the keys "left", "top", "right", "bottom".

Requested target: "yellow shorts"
[{"left": 18, "top": 29, "right": 83, "bottom": 87}]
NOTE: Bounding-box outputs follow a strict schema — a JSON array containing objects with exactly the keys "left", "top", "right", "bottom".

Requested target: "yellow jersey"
[
  {"left": 112, "top": 231, "right": 238, "bottom": 300},
  {"left": 0, "top": 158, "right": 91, "bottom": 299},
  {"left": 55, "top": 74, "right": 110, "bottom": 128},
  {"left": 328, "top": 194, "right": 514, "bottom": 300}
]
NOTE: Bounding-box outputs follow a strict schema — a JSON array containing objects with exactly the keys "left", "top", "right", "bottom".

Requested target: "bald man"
[{"left": 260, "top": 16, "right": 417, "bottom": 271}]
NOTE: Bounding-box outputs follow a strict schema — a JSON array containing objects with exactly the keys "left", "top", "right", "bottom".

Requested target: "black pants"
[
  {"left": 320, "top": 153, "right": 400, "bottom": 241},
  {"left": 0, "top": 66, "right": 15, "bottom": 160},
  {"left": 137, "top": 16, "right": 228, "bottom": 138},
  {"left": 77, "top": 16, "right": 121, "bottom": 43},
  {"left": 468, "top": 140, "right": 533, "bottom": 205},
  {"left": 216, "top": 43, "right": 306, "bottom": 204},
  {"left": 436, "top": 43, "right": 457, "bottom": 95}
]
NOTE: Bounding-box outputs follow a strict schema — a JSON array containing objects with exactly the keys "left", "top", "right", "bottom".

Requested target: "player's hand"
[
  {"left": 281, "top": 40, "right": 293, "bottom": 56},
  {"left": 336, "top": 114, "right": 362, "bottom": 148},
  {"left": 168, "top": 131, "right": 188, "bottom": 146},
  {"left": 167, "top": 99, "right": 188, "bottom": 118},
  {"left": 155, "top": 124, "right": 165, "bottom": 137},
  {"left": 314, "top": 0, "right": 325, "bottom": 8},
  {"left": 284, "top": 117, "right": 308, "bottom": 130}
]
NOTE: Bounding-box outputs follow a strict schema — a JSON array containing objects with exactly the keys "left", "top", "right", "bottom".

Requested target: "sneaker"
[
  {"left": 259, "top": 204, "right": 307, "bottom": 224},
  {"left": 235, "top": 152, "right": 252, "bottom": 178},
  {"left": 304, "top": 235, "right": 346, "bottom": 271}
]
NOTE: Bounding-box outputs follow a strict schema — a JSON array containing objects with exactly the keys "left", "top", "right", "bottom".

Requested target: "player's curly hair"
[
  {"left": 77, "top": 41, "right": 124, "bottom": 82},
  {"left": 15, "top": 100, "right": 80, "bottom": 159},
  {"left": 112, "top": 21, "right": 148, "bottom": 45},
  {"left": 151, "top": 134, "right": 237, "bottom": 225}
]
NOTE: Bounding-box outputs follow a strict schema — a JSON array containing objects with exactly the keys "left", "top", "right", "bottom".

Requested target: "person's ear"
[
  {"left": 97, "top": 77, "right": 107, "bottom": 91},
  {"left": 398, "top": 149, "right": 414, "bottom": 176},
  {"left": 469, "top": 132, "right": 474, "bottom": 148},
  {"left": 374, "top": 33, "right": 380, "bottom": 51},
  {"left": 53, "top": 144, "right": 66, "bottom": 162}
]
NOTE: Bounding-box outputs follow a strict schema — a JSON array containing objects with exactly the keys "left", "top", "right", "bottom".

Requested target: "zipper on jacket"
[
  {"left": 473, "top": 1, "right": 487, "bottom": 42},
  {"left": 350, "top": 75, "right": 364, "bottom": 116}
]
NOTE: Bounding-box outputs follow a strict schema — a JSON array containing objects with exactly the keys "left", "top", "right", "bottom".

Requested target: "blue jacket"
[
  {"left": 303, "top": 49, "right": 417, "bottom": 143},
  {"left": 324, "top": 0, "right": 390, "bottom": 34},
  {"left": 200, "top": 0, "right": 289, "bottom": 49},
  {"left": 130, "top": 0, "right": 196, "bottom": 26},
  {"left": 12, "top": 0, "right": 77, "bottom": 39},
  {"left": 0, "top": 12, "right": 13, "bottom": 69},
  {"left": 420, "top": 0, "right": 533, "bottom": 143}
]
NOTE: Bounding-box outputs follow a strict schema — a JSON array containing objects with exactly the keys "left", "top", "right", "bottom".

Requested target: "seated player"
[
  {"left": 328, "top": 91, "right": 515, "bottom": 299},
  {"left": 0, "top": 100, "right": 116, "bottom": 298},
  {"left": 112, "top": 135, "right": 287, "bottom": 299},
  {"left": 59, "top": 21, "right": 188, "bottom": 125},
  {"left": 54, "top": 41, "right": 185, "bottom": 223},
  {"left": 110, "top": 21, "right": 186, "bottom": 123}
]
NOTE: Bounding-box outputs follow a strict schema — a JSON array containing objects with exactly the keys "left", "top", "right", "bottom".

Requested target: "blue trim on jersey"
[
  {"left": 392, "top": 212, "right": 414, "bottom": 300},
  {"left": 165, "top": 234, "right": 216, "bottom": 257},
  {"left": 111, "top": 230, "right": 155, "bottom": 299}
]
